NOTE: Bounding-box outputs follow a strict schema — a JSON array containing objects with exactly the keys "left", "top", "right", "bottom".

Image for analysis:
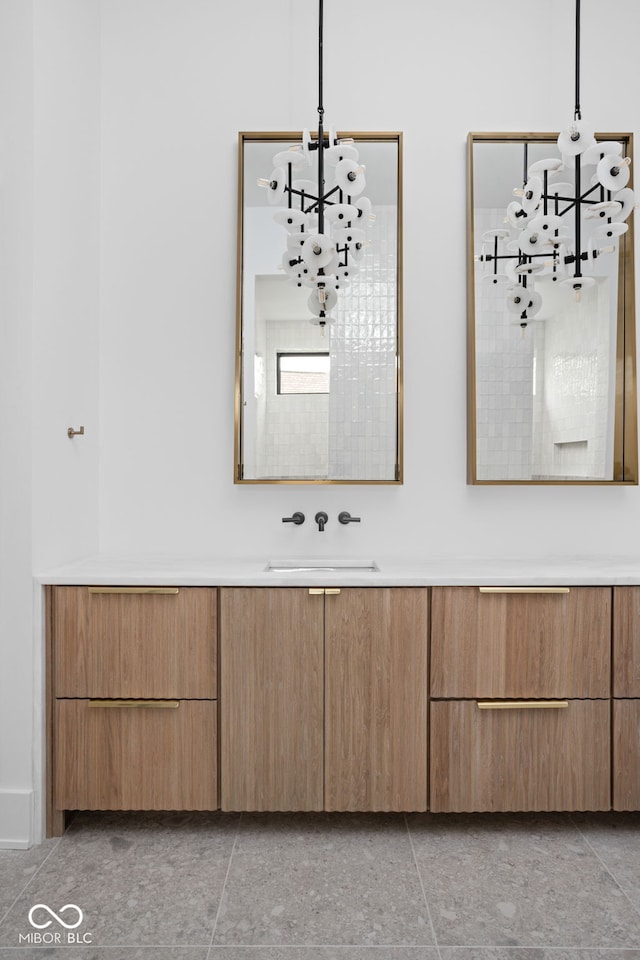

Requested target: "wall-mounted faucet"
[
  {"left": 338, "top": 511, "right": 361, "bottom": 524},
  {"left": 315, "top": 511, "right": 328, "bottom": 532},
  {"left": 282, "top": 512, "right": 305, "bottom": 525}
]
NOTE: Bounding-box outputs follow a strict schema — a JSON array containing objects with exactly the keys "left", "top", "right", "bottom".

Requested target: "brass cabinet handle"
[
  {"left": 87, "top": 587, "right": 180, "bottom": 595},
  {"left": 325, "top": 588, "right": 341, "bottom": 595},
  {"left": 308, "top": 588, "right": 342, "bottom": 595},
  {"left": 88, "top": 700, "right": 180, "bottom": 709},
  {"left": 478, "top": 587, "right": 570, "bottom": 594},
  {"left": 477, "top": 700, "right": 569, "bottom": 710}
]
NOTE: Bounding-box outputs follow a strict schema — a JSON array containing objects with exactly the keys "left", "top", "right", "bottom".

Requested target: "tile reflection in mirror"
[
  {"left": 235, "top": 133, "right": 402, "bottom": 484},
  {"left": 468, "top": 133, "right": 637, "bottom": 484}
]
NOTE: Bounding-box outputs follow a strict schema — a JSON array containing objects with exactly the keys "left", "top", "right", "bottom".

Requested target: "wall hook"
[{"left": 67, "top": 425, "right": 85, "bottom": 439}]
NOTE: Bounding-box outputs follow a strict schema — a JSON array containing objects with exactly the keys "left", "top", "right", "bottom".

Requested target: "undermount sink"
[{"left": 266, "top": 559, "right": 379, "bottom": 573}]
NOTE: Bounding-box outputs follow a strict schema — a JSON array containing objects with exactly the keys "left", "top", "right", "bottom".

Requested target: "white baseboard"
[{"left": 0, "top": 790, "right": 34, "bottom": 849}]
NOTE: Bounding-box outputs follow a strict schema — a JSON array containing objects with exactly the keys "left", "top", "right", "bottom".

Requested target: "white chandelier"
[
  {"left": 479, "top": 0, "right": 635, "bottom": 327},
  {"left": 257, "top": 0, "right": 375, "bottom": 330}
]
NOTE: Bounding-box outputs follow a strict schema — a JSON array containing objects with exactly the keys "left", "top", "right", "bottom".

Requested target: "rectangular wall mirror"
[
  {"left": 235, "top": 131, "right": 402, "bottom": 484},
  {"left": 468, "top": 132, "right": 637, "bottom": 484}
]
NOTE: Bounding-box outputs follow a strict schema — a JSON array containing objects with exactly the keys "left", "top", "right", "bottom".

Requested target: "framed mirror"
[
  {"left": 235, "top": 131, "right": 402, "bottom": 484},
  {"left": 468, "top": 132, "right": 637, "bottom": 484}
]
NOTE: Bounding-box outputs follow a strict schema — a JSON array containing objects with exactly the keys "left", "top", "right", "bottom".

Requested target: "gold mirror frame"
[
  {"left": 467, "top": 131, "right": 637, "bottom": 485},
  {"left": 234, "top": 131, "right": 403, "bottom": 484}
]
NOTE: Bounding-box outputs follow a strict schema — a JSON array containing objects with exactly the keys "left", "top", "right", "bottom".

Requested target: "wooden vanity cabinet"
[
  {"left": 220, "top": 587, "right": 428, "bottom": 813},
  {"left": 430, "top": 586, "right": 611, "bottom": 812},
  {"left": 47, "top": 586, "right": 218, "bottom": 836},
  {"left": 613, "top": 587, "right": 640, "bottom": 809},
  {"left": 219, "top": 588, "right": 324, "bottom": 811}
]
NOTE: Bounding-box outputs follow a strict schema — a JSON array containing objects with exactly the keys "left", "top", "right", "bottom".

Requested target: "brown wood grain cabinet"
[
  {"left": 613, "top": 588, "right": 640, "bottom": 809},
  {"left": 220, "top": 587, "right": 428, "bottom": 813},
  {"left": 431, "top": 586, "right": 611, "bottom": 699},
  {"left": 430, "top": 586, "right": 612, "bottom": 812},
  {"left": 430, "top": 699, "right": 610, "bottom": 812},
  {"left": 219, "top": 588, "right": 324, "bottom": 811},
  {"left": 47, "top": 586, "right": 218, "bottom": 836}
]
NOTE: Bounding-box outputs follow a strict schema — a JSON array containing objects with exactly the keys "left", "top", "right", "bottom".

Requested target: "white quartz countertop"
[{"left": 34, "top": 554, "right": 640, "bottom": 586}]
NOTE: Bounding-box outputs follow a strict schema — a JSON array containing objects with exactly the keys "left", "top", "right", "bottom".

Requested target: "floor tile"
[
  {"left": 0, "top": 950, "right": 208, "bottom": 959},
  {"left": 0, "top": 839, "right": 60, "bottom": 920},
  {"left": 572, "top": 813, "right": 640, "bottom": 910},
  {"left": 0, "top": 811, "right": 240, "bottom": 948},
  {"left": 212, "top": 813, "right": 434, "bottom": 946},
  {"left": 408, "top": 813, "right": 640, "bottom": 949},
  {"left": 440, "top": 951, "right": 640, "bottom": 960},
  {"left": 207, "top": 950, "right": 440, "bottom": 960}
]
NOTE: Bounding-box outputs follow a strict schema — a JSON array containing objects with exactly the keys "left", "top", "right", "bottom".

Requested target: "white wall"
[
  {"left": 2, "top": 0, "right": 640, "bottom": 845},
  {"left": 0, "top": 0, "right": 100, "bottom": 847},
  {"left": 97, "top": 0, "right": 640, "bottom": 562}
]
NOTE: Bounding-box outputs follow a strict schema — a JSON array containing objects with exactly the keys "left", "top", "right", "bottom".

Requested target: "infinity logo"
[{"left": 28, "top": 904, "right": 84, "bottom": 930}]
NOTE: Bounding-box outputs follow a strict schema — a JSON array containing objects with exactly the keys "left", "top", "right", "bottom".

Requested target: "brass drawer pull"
[
  {"left": 308, "top": 588, "right": 342, "bottom": 596},
  {"left": 478, "top": 587, "right": 570, "bottom": 594},
  {"left": 325, "top": 588, "right": 341, "bottom": 595},
  {"left": 87, "top": 587, "right": 180, "bottom": 595},
  {"left": 88, "top": 700, "right": 180, "bottom": 709},
  {"left": 477, "top": 700, "right": 569, "bottom": 710}
]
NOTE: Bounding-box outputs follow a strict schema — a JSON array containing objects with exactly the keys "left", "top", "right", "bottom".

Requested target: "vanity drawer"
[
  {"left": 52, "top": 586, "right": 217, "bottom": 698},
  {"left": 430, "top": 698, "right": 610, "bottom": 812},
  {"left": 54, "top": 698, "right": 218, "bottom": 811},
  {"left": 430, "top": 586, "right": 610, "bottom": 698}
]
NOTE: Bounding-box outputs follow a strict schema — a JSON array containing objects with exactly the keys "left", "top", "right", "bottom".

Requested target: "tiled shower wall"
[
  {"left": 257, "top": 318, "right": 329, "bottom": 479},
  {"left": 328, "top": 205, "right": 398, "bottom": 481},
  {"left": 251, "top": 205, "right": 398, "bottom": 480},
  {"left": 474, "top": 207, "right": 616, "bottom": 481},
  {"left": 474, "top": 207, "right": 534, "bottom": 481}
]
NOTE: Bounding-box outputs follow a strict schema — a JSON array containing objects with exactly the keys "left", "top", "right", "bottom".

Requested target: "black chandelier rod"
[
  {"left": 573, "top": 0, "right": 582, "bottom": 276},
  {"left": 574, "top": 0, "right": 581, "bottom": 121},
  {"left": 317, "top": 0, "right": 325, "bottom": 236}
]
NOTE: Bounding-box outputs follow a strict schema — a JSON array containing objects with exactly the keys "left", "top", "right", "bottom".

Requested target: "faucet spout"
[{"left": 315, "top": 511, "right": 328, "bottom": 532}]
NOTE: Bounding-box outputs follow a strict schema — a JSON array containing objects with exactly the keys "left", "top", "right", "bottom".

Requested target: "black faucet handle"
[
  {"left": 338, "top": 511, "right": 361, "bottom": 524},
  {"left": 282, "top": 512, "right": 305, "bottom": 525},
  {"left": 314, "top": 511, "right": 329, "bottom": 532}
]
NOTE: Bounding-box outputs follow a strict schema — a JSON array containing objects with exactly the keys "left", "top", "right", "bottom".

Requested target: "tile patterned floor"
[{"left": 0, "top": 812, "right": 639, "bottom": 958}]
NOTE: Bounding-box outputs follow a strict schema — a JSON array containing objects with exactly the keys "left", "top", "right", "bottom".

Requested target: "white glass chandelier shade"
[
  {"left": 597, "top": 154, "right": 631, "bottom": 191},
  {"left": 557, "top": 118, "right": 596, "bottom": 156}
]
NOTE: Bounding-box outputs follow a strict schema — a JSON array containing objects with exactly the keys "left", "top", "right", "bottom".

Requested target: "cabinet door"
[
  {"left": 431, "top": 586, "right": 611, "bottom": 698},
  {"left": 613, "top": 587, "right": 640, "bottom": 696},
  {"left": 430, "top": 699, "right": 610, "bottom": 812},
  {"left": 220, "top": 588, "right": 324, "bottom": 811},
  {"left": 53, "top": 586, "right": 217, "bottom": 698},
  {"left": 324, "top": 588, "right": 428, "bottom": 812},
  {"left": 55, "top": 699, "right": 218, "bottom": 810},
  {"left": 613, "top": 699, "right": 640, "bottom": 810}
]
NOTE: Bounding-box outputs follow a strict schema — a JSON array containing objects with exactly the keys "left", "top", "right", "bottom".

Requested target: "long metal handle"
[
  {"left": 88, "top": 699, "right": 180, "bottom": 709},
  {"left": 308, "top": 588, "right": 341, "bottom": 595},
  {"left": 477, "top": 700, "right": 569, "bottom": 710},
  {"left": 479, "top": 587, "right": 570, "bottom": 594},
  {"left": 87, "top": 587, "right": 180, "bottom": 595}
]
